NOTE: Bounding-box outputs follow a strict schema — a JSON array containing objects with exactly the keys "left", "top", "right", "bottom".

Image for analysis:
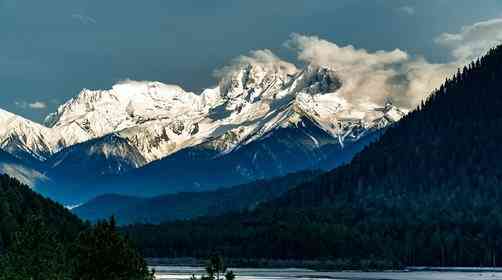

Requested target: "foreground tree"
[
  {"left": 224, "top": 271, "right": 236, "bottom": 280},
  {"left": 0, "top": 176, "right": 154, "bottom": 279},
  {"left": 0, "top": 216, "right": 70, "bottom": 280},
  {"left": 191, "top": 255, "right": 235, "bottom": 280},
  {"left": 206, "top": 255, "right": 225, "bottom": 280},
  {"left": 71, "top": 217, "right": 154, "bottom": 280}
]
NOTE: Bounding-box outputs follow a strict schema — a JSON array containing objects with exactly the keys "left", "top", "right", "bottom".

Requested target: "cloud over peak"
[
  {"left": 284, "top": 33, "right": 455, "bottom": 109},
  {"left": 213, "top": 49, "right": 298, "bottom": 87},
  {"left": 285, "top": 33, "right": 409, "bottom": 69},
  {"left": 436, "top": 18, "right": 502, "bottom": 62}
]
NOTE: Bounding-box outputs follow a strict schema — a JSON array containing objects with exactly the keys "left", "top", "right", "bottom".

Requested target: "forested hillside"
[
  {"left": 0, "top": 174, "right": 153, "bottom": 279},
  {"left": 0, "top": 174, "right": 83, "bottom": 252},
  {"left": 125, "top": 46, "right": 502, "bottom": 267}
]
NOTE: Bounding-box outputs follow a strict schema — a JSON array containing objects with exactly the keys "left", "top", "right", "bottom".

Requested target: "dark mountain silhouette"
[{"left": 74, "top": 170, "right": 321, "bottom": 225}]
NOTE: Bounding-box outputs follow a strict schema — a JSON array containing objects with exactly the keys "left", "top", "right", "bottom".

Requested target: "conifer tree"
[
  {"left": 71, "top": 217, "right": 154, "bottom": 280},
  {"left": 0, "top": 215, "right": 70, "bottom": 280}
]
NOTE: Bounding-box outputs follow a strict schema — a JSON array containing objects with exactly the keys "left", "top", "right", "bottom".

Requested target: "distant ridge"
[{"left": 74, "top": 170, "right": 320, "bottom": 225}]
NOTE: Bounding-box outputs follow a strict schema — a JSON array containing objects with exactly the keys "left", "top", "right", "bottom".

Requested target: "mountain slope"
[
  {"left": 111, "top": 115, "right": 383, "bottom": 197},
  {"left": 46, "top": 134, "right": 147, "bottom": 177},
  {"left": 124, "top": 46, "right": 502, "bottom": 267},
  {"left": 0, "top": 148, "right": 48, "bottom": 188},
  {"left": 73, "top": 170, "right": 321, "bottom": 225},
  {"left": 44, "top": 82, "right": 213, "bottom": 164},
  {"left": 0, "top": 109, "right": 57, "bottom": 162},
  {"left": 72, "top": 194, "right": 146, "bottom": 223}
]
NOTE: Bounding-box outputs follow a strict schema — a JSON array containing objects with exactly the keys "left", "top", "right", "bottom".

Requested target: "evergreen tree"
[
  {"left": 71, "top": 217, "right": 154, "bottom": 280},
  {"left": 225, "top": 271, "right": 236, "bottom": 280},
  {"left": 0, "top": 216, "right": 70, "bottom": 280},
  {"left": 190, "top": 256, "right": 234, "bottom": 280}
]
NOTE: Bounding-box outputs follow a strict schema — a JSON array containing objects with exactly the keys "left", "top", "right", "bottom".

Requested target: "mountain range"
[{"left": 0, "top": 62, "right": 406, "bottom": 204}]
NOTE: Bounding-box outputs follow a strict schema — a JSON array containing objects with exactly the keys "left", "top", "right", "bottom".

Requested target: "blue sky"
[{"left": 1, "top": 0, "right": 502, "bottom": 121}]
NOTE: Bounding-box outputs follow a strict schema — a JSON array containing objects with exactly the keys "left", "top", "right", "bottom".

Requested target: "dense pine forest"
[
  {"left": 0, "top": 174, "right": 83, "bottom": 252},
  {"left": 124, "top": 45, "right": 502, "bottom": 268}
]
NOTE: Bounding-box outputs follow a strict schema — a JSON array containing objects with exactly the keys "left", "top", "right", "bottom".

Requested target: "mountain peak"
[
  {"left": 299, "top": 65, "right": 343, "bottom": 95},
  {"left": 219, "top": 62, "right": 297, "bottom": 102}
]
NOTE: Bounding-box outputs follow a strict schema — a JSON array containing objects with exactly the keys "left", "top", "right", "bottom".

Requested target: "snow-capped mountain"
[
  {"left": 1, "top": 63, "right": 405, "bottom": 168},
  {"left": 0, "top": 108, "right": 58, "bottom": 161},
  {"left": 0, "top": 61, "right": 407, "bottom": 203},
  {"left": 44, "top": 82, "right": 216, "bottom": 144},
  {"left": 42, "top": 63, "right": 404, "bottom": 175},
  {"left": 46, "top": 133, "right": 147, "bottom": 176}
]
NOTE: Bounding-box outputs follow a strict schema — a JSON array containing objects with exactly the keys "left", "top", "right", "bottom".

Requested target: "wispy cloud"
[
  {"left": 15, "top": 101, "right": 48, "bottom": 110},
  {"left": 436, "top": 18, "right": 502, "bottom": 62},
  {"left": 284, "top": 34, "right": 455, "bottom": 109},
  {"left": 71, "top": 14, "right": 97, "bottom": 25},
  {"left": 397, "top": 6, "right": 415, "bottom": 16}
]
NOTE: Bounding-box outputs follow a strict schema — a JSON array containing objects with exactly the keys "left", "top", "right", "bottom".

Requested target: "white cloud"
[
  {"left": 29, "top": 101, "right": 47, "bottom": 109},
  {"left": 397, "top": 6, "right": 415, "bottom": 16},
  {"left": 15, "top": 101, "right": 48, "bottom": 110},
  {"left": 284, "top": 33, "right": 457, "bottom": 109},
  {"left": 214, "top": 49, "right": 298, "bottom": 79},
  {"left": 285, "top": 33, "right": 409, "bottom": 68},
  {"left": 436, "top": 18, "right": 502, "bottom": 62},
  {"left": 71, "top": 14, "right": 97, "bottom": 25}
]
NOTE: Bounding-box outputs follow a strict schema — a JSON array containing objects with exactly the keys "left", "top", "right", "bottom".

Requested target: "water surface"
[{"left": 152, "top": 266, "right": 502, "bottom": 280}]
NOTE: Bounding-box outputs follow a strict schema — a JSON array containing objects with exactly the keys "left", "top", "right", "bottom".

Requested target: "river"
[{"left": 152, "top": 266, "right": 502, "bottom": 279}]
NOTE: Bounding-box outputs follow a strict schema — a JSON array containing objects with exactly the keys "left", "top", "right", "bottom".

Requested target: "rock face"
[{"left": 0, "top": 62, "right": 407, "bottom": 203}]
